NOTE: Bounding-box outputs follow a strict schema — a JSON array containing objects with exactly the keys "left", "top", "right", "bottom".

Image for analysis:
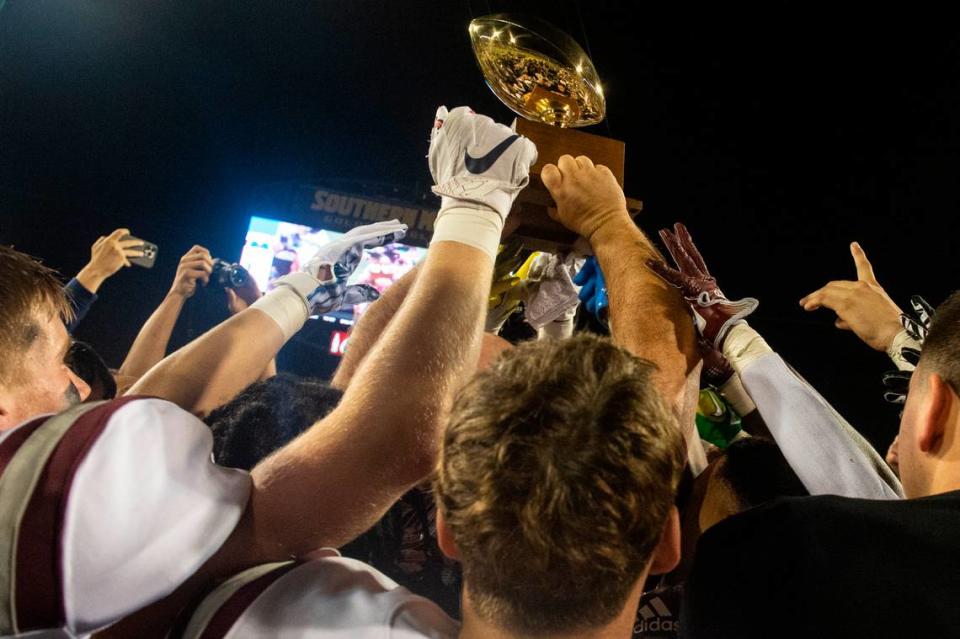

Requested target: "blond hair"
[
  {"left": 0, "top": 245, "right": 71, "bottom": 385},
  {"left": 435, "top": 334, "right": 684, "bottom": 635}
]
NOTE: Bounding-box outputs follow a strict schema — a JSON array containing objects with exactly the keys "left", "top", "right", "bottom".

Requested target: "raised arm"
[
  {"left": 723, "top": 324, "right": 902, "bottom": 498},
  {"left": 128, "top": 221, "right": 400, "bottom": 416},
  {"left": 651, "top": 224, "right": 902, "bottom": 499},
  {"left": 96, "top": 105, "right": 535, "bottom": 639},
  {"left": 248, "top": 105, "right": 533, "bottom": 555},
  {"left": 226, "top": 275, "right": 276, "bottom": 381},
  {"left": 542, "top": 156, "right": 699, "bottom": 406},
  {"left": 67, "top": 228, "right": 144, "bottom": 332},
  {"left": 118, "top": 245, "right": 213, "bottom": 380},
  {"left": 330, "top": 263, "right": 420, "bottom": 391}
]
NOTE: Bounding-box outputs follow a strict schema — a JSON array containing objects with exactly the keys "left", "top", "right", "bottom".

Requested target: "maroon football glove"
[{"left": 647, "top": 222, "right": 758, "bottom": 349}]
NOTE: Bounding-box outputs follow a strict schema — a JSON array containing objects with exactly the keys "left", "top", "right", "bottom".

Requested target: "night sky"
[{"left": 3, "top": 1, "right": 959, "bottom": 449}]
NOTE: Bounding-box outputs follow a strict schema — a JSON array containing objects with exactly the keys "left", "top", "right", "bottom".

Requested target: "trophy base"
[{"left": 507, "top": 119, "right": 643, "bottom": 251}]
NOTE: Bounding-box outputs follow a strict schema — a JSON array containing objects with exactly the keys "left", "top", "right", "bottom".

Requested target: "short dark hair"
[
  {"left": 717, "top": 437, "right": 808, "bottom": 511},
  {"left": 919, "top": 291, "right": 960, "bottom": 394},
  {"left": 66, "top": 341, "right": 117, "bottom": 401},
  {"left": 205, "top": 373, "right": 343, "bottom": 470},
  {"left": 435, "top": 334, "right": 685, "bottom": 635}
]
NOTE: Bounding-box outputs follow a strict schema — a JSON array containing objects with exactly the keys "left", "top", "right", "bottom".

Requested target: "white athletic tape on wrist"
[
  {"left": 430, "top": 205, "right": 504, "bottom": 261},
  {"left": 251, "top": 285, "right": 310, "bottom": 342},
  {"left": 722, "top": 323, "right": 773, "bottom": 375},
  {"left": 887, "top": 328, "right": 921, "bottom": 372},
  {"left": 720, "top": 373, "right": 757, "bottom": 417}
]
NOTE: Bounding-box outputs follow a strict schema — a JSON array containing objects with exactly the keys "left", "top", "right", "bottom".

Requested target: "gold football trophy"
[{"left": 469, "top": 14, "right": 643, "bottom": 249}]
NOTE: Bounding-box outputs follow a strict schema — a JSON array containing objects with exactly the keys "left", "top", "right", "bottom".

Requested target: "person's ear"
[
  {"left": 68, "top": 369, "right": 91, "bottom": 402},
  {"left": 917, "top": 373, "right": 953, "bottom": 455},
  {"left": 435, "top": 508, "right": 460, "bottom": 561},
  {"left": 649, "top": 506, "right": 681, "bottom": 575},
  {"left": 0, "top": 393, "right": 14, "bottom": 430}
]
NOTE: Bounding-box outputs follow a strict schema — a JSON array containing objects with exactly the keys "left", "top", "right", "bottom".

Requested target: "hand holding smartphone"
[{"left": 121, "top": 234, "right": 159, "bottom": 269}]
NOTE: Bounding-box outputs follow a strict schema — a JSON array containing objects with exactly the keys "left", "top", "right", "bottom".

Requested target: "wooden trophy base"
[{"left": 508, "top": 119, "right": 642, "bottom": 252}]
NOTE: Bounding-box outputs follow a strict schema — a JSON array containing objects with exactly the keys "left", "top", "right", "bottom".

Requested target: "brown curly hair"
[{"left": 435, "top": 333, "right": 685, "bottom": 635}]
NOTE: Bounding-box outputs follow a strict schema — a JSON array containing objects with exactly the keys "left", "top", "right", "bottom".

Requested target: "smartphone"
[{"left": 122, "top": 235, "right": 158, "bottom": 269}]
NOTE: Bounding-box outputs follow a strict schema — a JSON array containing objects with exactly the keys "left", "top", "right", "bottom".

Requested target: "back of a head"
[
  {"left": 718, "top": 436, "right": 808, "bottom": 511},
  {"left": 205, "top": 373, "right": 344, "bottom": 470},
  {"left": 918, "top": 291, "right": 960, "bottom": 394},
  {"left": 435, "top": 334, "right": 685, "bottom": 635},
  {"left": 0, "top": 245, "right": 71, "bottom": 387},
  {"left": 66, "top": 341, "right": 117, "bottom": 401}
]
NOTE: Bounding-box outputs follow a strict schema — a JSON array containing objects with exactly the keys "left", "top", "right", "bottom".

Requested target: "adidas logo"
[{"left": 633, "top": 596, "right": 678, "bottom": 635}]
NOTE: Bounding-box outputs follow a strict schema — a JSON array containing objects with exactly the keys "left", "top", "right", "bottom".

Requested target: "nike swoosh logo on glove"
[{"left": 464, "top": 135, "right": 520, "bottom": 174}]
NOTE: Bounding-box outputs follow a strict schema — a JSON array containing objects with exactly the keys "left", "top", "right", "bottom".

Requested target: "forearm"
[
  {"left": 725, "top": 324, "right": 902, "bottom": 499},
  {"left": 118, "top": 294, "right": 186, "bottom": 380},
  {"left": 127, "top": 307, "right": 285, "bottom": 417},
  {"left": 258, "top": 359, "right": 277, "bottom": 381},
  {"left": 591, "top": 219, "right": 698, "bottom": 404},
  {"left": 251, "top": 242, "right": 490, "bottom": 555},
  {"left": 74, "top": 263, "right": 110, "bottom": 295},
  {"left": 64, "top": 278, "right": 98, "bottom": 333},
  {"left": 682, "top": 361, "right": 709, "bottom": 475},
  {"left": 330, "top": 264, "right": 419, "bottom": 391}
]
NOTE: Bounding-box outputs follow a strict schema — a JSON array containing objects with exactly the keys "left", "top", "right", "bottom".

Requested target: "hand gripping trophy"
[{"left": 468, "top": 14, "right": 643, "bottom": 248}]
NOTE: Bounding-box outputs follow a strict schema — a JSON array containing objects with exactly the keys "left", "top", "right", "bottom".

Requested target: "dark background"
[{"left": 2, "top": 1, "right": 958, "bottom": 450}]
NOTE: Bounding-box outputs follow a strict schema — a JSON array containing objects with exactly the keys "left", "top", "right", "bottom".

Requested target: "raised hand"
[
  {"left": 647, "top": 223, "right": 758, "bottom": 348},
  {"left": 541, "top": 154, "right": 630, "bottom": 243},
  {"left": 169, "top": 245, "right": 213, "bottom": 300},
  {"left": 800, "top": 242, "right": 903, "bottom": 352},
  {"left": 276, "top": 220, "right": 405, "bottom": 315},
  {"left": 75, "top": 228, "right": 145, "bottom": 293}
]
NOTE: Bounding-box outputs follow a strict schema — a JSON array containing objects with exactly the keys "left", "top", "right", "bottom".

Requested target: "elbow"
[{"left": 396, "top": 433, "right": 442, "bottom": 486}]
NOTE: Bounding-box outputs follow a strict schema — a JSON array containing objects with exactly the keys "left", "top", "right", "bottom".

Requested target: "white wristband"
[
  {"left": 250, "top": 285, "right": 310, "bottom": 342},
  {"left": 722, "top": 323, "right": 773, "bottom": 376},
  {"left": 430, "top": 205, "right": 503, "bottom": 261},
  {"left": 720, "top": 373, "right": 757, "bottom": 417}
]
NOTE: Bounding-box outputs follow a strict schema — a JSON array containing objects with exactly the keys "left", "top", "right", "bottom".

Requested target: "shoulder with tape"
[{"left": 0, "top": 397, "right": 251, "bottom": 637}]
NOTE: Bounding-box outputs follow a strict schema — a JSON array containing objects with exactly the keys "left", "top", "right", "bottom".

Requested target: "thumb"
[
  {"left": 541, "top": 163, "right": 562, "bottom": 193},
  {"left": 850, "top": 242, "right": 878, "bottom": 284}
]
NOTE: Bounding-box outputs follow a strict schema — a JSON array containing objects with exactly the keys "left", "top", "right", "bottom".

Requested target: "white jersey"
[
  {"left": 0, "top": 397, "right": 251, "bottom": 638},
  {"left": 179, "top": 556, "right": 459, "bottom": 639}
]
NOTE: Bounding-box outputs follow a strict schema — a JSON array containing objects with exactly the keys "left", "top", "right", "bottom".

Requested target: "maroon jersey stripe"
[
  {"left": 199, "top": 562, "right": 302, "bottom": 639},
  {"left": 14, "top": 396, "right": 145, "bottom": 632},
  {"left": 0, "top": 416, "right": 53, "bottom": 478}
]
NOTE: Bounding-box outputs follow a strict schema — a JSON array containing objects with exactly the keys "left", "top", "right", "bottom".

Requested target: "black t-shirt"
[
  {"left": 681, "top": 490, "right": 960, "bottom": 638},
  {"left": 635, "top": 584, "right": 682, "bottom": 638}
]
